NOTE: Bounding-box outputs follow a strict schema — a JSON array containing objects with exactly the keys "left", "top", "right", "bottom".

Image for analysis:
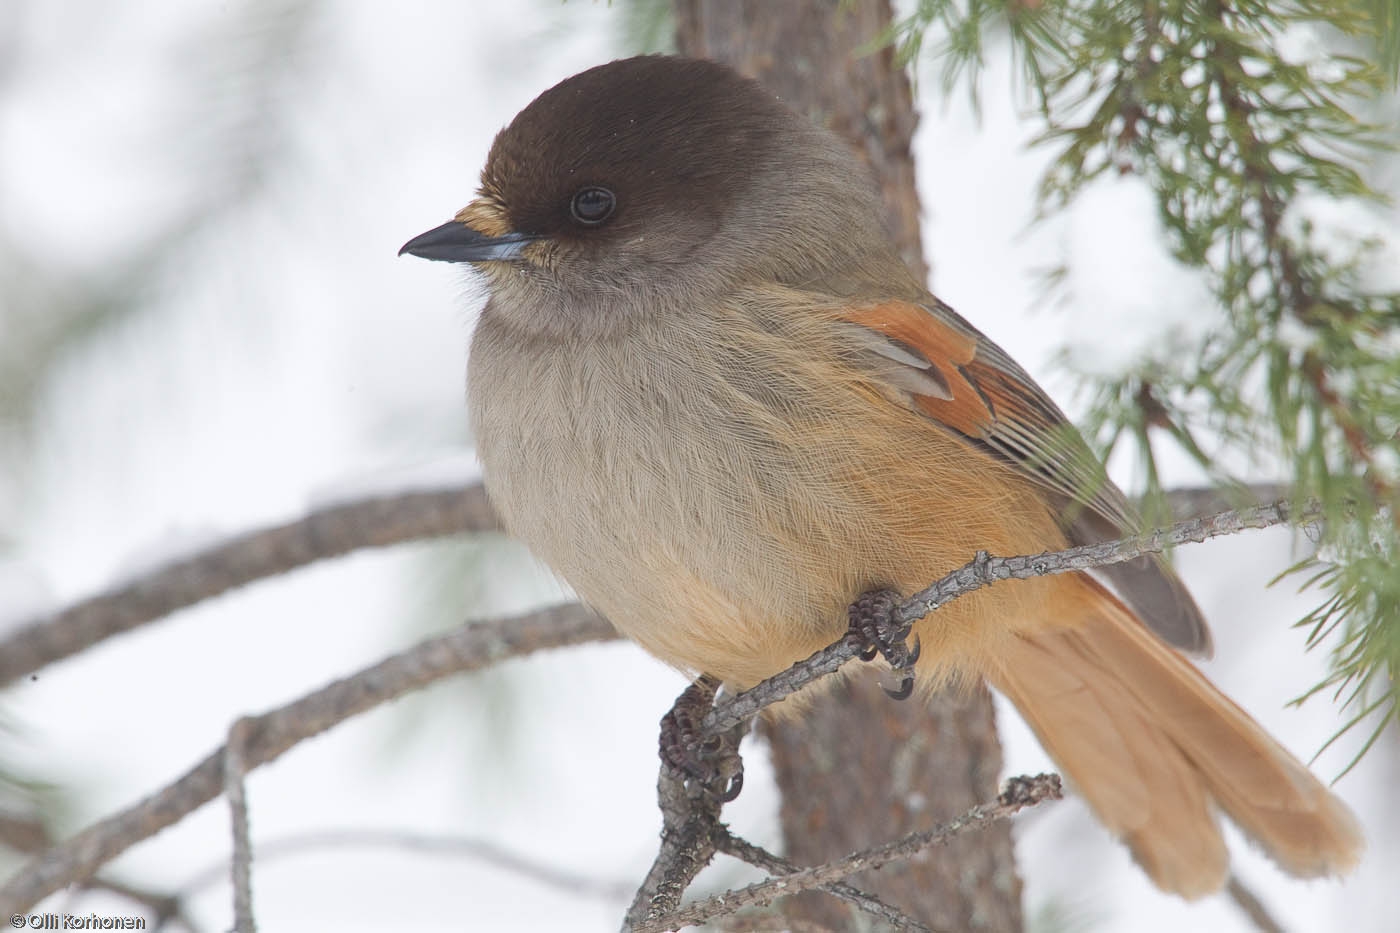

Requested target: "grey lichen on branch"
[
  {"left": 701, "top": 498, "right": 1317, "bottom": 738},
  {"left": 625, "top": 763, "right": 940, "bottom": 932},
  {"left": 0, "top": 490, "right": 1315, "bottom": 922},
  {"left": 631, "top": 773, "right": 1062, "bottom": 933},
  {"left": 624, "top": 499, "right": 1311, "bottom": 932},
  {"left": 711, "top": 827, "right": 935, "bottom": 932}
]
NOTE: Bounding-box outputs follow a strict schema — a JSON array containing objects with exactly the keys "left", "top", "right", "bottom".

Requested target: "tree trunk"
[{"left": 673, "top": 2, "right": 1024, "bottom": 929}]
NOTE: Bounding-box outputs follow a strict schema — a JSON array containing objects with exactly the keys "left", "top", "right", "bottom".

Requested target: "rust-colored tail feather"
[{"left": 988, "top": 578, "right": 1363, "bottom": 897}]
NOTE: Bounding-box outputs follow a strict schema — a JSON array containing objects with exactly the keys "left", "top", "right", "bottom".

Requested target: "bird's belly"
[
  {"left": 468, "top": 316, "right": 1066, "bottom": 687},
  {"left": 471, "top": 340, "right": 820, "bottom": 679}
]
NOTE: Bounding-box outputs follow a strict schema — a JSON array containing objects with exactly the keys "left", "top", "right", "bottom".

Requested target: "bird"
[{"left": 399, "top": 54, "right": 1362, "bottom": 898}]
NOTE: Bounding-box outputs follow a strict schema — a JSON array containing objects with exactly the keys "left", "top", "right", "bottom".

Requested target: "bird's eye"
[{"left": 570, "top": 186, "right": 616, "bottom": 226}]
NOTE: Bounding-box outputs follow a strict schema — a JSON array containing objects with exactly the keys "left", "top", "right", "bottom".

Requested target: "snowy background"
[{"left": 1, "top": 1, "right": 1395, "bottom": 930}]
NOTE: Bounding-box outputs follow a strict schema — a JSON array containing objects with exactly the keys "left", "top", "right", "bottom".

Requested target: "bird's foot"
[
  {"left": 845, "top": 587, "right": 920, "bottom": 700},
  {"left": 659, "top": 674, "right": 745, "bottom": 802}
]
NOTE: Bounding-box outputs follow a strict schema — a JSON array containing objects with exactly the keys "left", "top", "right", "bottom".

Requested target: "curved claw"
[
  {"left": 717, "top": 772, "right": 744, "bottom": 802},
  {"left": 883, "top": 676, "right": 915, "bottom": 701},
  {"left": 660, "top": 674, "right": 748, "bottom": 801},
  {"left": 847, "top": 587, "right": 921, "bottom": 702}
]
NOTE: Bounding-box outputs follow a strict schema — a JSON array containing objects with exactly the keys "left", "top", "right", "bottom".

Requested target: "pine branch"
[
  {"left": 626, "top": 500, "right": 1311, "bottom": 930},
  {"left": 887, "top": 0, "right": 1400, "bottom": 776},
  {"left": 626, "top": 769, "right": 723, "bottom": 929},
  {"left": 176, "top": 828, "right": 634, "bottom": 902},
  {"left": 0, "top": 485, "right": 499, "bottom": 688},
  {"left": 633, "top": 774, "right": 1061, "bottom": 933},
  {"left": 1226, "top": 873, "right": 1287, "bottom": 933},
  {"left": 704, "top": 499, "right": 1314, "bottom": 736},
  {"left": 224, "top": 718, "right": 257, "bottom": 933},
  {"left": 0, "top": 813, "right": 200, "bottom": 930},
  {"left": 0, "top": 497, "right": 1317, "bottom": 919},
  {"left": 0, "top": 481, "right": 1249, "bottom": 689},
  {"left": 0, "top": 603, "right": 615, "bottom": 915},
  {"left": 713, "top": 826, "right": 934, "bottom": 932}
]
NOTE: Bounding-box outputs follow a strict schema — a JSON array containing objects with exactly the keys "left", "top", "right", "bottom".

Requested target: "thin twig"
[
  {"left": 635, "top": 774, "right": 1062, "bottom": 933},
  {"left": 0, "top": 484, "right": 499, "bottom": 687},
  {"left": 0, "top": 812, "right": 49, "bottom": 852},
  {"left": 1226, "top": 872, "right": 1287, "bottom": 933},
  {"left": 76, "top": 879, "right": 201, "bottom": 932},
  {"left": 712, "top": 916, "right": 833, "bottom": 933},
  {"left": 631, "top": 500, "right": 1309, "bottom": 929},
  {"left": 0, "top": 497, "right": 1313, "bottom": 919},
  {"left": 898, "top": 499, "right": 1314, "bottom": 622},
  {"left": 175, "top": 828, "right": 634, "bottom": 902},
  {"left": 224, "top": 718, "right": 256, "bottom": 933},
  {"left": 713, "top": 826, "right": 935, "bottom": 933},
  {"left": 703, "top": 499, "right": 1316, "bottom": 736},
  {"left": 1, "top": 811, "right": 199, "bottom": 930},
  {"left": 0, "top": 603, "right": 616, "bottom": 915}
]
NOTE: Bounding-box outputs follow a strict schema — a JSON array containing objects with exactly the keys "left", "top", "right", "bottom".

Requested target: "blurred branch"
[
  {"left": 627, "top": 499, "right": 1309, "bottom": 930},
  {"left": 1159, "top": 482, "right": 1289, "bottom": 521},
  {"left": 0, "top": 484, "right": 499, "bottom": 687},
  {"left": 224, "top": 719, "right": 256, "bottom": 933},
  {"left": 633, "top": 774, "right": 1061, "bottom": 933},
  {"left": 177, "top": 828, "right": 634, "bottom": 902},
  {"left": 712, "top": 826, "right": 933, "bottom": 932},
  {"left": 0, "top": 481, "right": 1257, "bottom": 689},
  {"left": 80, "top": 880, "right": 201, "bottom": 933},
  {"left": 0, "top": 485, "right": 1313, "bottom": 917},
  {"left": 702, "top": 499, "right": 1317, "bottom": 737},
  {"left": 0, "top": 602, "right": 615, "bottom": 914},
  {"left": 0, "top": 810, "right": 47, "bottom": 853},
  {"left": 890, "top": 0, "right": 1400, "bottom": 770},
  {"left": 0, "top": 811, "right": 199, "bottom": 931},
  {"left": 1226, "top": 873, "right": 1287, "bottom": 933}
]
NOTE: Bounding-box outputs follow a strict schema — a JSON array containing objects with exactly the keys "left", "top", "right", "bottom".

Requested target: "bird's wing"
[{"left": 836, "top": 296, "right": 1211, "bottom": 655}]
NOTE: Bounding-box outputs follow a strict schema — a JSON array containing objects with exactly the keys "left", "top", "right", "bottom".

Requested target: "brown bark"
[
  {"left": 673, "top": 1, "right": 1023, "bottom": 929},
  {"left": 674, "top": 0, "right": 926, "bottom": 282}
]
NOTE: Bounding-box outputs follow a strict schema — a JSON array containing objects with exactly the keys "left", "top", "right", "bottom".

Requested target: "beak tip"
[{"left": 398, "top": 220, "right": 536, "bottom": 264}]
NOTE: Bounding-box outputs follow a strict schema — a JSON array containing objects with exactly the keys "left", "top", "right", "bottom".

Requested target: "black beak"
[{"left": 398, "top": 221, "right": 538, "bottom": 263}]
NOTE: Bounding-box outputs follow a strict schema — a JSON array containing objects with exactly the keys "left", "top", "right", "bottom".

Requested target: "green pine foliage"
[{"left": 887, "top": 0, "right": 1400, "bottom": 770}]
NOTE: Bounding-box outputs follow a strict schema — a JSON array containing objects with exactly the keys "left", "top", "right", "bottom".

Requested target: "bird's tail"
[{"left": 986, "top": 577, "right": 1363, "bottom": 897}]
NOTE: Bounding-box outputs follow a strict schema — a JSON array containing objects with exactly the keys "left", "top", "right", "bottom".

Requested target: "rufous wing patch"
[
  {"left": 838, "top": 300, "right": 996, "bottom": 439},
  {"left": 837, "top": 297, "right": 1213, "bottom": 655}
]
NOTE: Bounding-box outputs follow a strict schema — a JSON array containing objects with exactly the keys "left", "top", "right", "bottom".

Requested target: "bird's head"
[{"left": 400, "top": 55, "right": 899, "bottom": 339}]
